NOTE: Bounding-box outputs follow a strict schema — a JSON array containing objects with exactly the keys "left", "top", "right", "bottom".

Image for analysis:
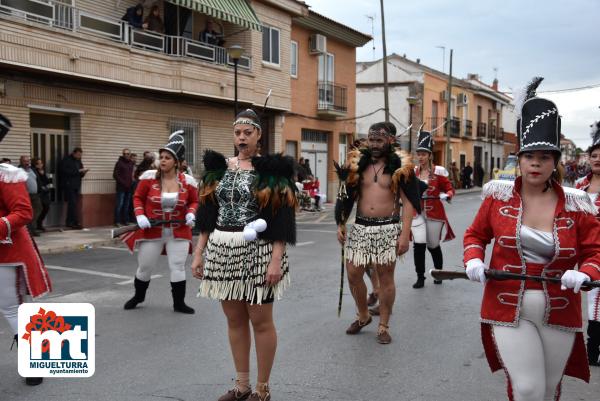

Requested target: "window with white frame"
[
  {"left": 169, "top": 120, "right": 199, "bottom": 167},
  {"left": 262, "top": 25, "right": 280, "bottom": 65},
  {"left": 290, "top": 40, "right": 298, "bottom": 77}
]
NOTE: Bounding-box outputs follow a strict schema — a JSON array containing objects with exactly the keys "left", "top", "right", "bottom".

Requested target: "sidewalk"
[{"left": 34, "top": 187, "right": 482, "bottom": 255}]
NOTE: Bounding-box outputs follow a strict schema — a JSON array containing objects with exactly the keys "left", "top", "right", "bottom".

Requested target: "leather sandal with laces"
[
  {"left": 248, "top": 383, "right": 271, "bottom": 401},
  {"left": 376, "top": 323, "right": 392, "bottom": 344},
  {"left": 346, "top": 315, "right": 372, "bottom": 335},
  {"left": 217, "top": 387, "right": 251, "bottom": 401}
]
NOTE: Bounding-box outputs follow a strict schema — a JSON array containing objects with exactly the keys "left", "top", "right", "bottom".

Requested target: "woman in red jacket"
[
  {"left": 411, "top": 127, "right": 455, "bottom": 288},
  {"left": 463, "top": 79, "right": 600, "bottom": 400},
  {"left": 575, "top": 120, "right": 600, "bottom": 366},
  {"left": 122, "top": 131, "right": 199, "bottom": 314},
  {"left": 0, "top": 114, "right": 51, "bottom": 386}
]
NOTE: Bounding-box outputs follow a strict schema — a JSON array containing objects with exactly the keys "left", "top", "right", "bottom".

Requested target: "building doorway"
[{"left": 301, "top": 129, "right": 329, "bottom": 200}]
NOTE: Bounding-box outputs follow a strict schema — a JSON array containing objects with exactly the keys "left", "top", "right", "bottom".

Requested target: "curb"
[
  {"left": 453, "top": 188, "right": 482, "bottom": 197},
  {"left": 38, "top": 238, "right": 120, "bottom": 256}
]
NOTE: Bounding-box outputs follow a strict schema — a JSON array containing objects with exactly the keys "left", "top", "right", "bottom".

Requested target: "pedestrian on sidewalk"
[
  {"left": 463, "top": 78, "right": 600, "bottom": 400},
  {"left": 462, "top": 162, "right": 473, "bottom": 189},
  {"left": 575, "top": 119, "right": 600, "bottom": 366},
  {"left": 32, "top": 158, "right": 51, "bottom": 232},
  {"left": 122, "top": 132, "right": 198, "bottom": 314},
  {"left": 0, "top": 114, "right": 52, "bottom": 386},
  {"left": 334, "top": 122, "right": 420, "bottom": 344},
  {"left": 58, "top": 147, "right": 88, "bottom": 229},
  {"left": 18, "top": 155, "right": 42, "bottom": 237},
  {"left": 411, "top": 127, "right": 455, "bottom": 289},
  {"left": 192, "top": 109, "right": 297, "bottom": 401},
  {"left": 113, "top": 149, "right": 134, "bottom": 226}
]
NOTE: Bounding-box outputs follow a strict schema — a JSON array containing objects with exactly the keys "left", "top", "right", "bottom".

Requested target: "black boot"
[
  {"left": 171, "top": 281, "right": 195, "bottom": 314},
  {"left": 12, "top": 334, "right": 43, "bottom": 385},
  {"left": 428, "top": 246, "right": 444, "bottom": 284},
  {"left": 588, "top": 320, "right": 600, "bottom": 366},
  {"left": 124, "top": 278, "right": 150, "bottom": 310},
  {"left": 413, "top": 243, "right": 426, "bottom": 289}
]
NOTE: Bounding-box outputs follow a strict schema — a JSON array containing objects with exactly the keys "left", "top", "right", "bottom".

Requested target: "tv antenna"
[{"left": 366, "top": 14, "right": 376, "bottom": 60}]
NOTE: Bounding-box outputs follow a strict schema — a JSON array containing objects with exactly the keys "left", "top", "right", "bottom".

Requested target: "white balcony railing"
[{"left": 0, "top": 0, "right": 252, "bottom": 70}]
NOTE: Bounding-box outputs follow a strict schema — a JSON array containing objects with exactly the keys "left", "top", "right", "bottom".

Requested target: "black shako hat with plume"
[
  {"left": 416, "top": 124, "right": 433, "bottom": 153},
  {"left": 160, "top": 130, "right": 186, "bottom": 161},
  {"left": 0, "top": 113, "right": 12, "bottom": 143},
  {"left": 515, "top": 77, "right": 561, "bottom": 155}
]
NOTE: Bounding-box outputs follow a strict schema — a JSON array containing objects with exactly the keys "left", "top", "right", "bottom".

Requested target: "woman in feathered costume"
[
  {"left": 192, "top": 109, "right": 296, "bottom": 401},
  {"left": 463, "top": 78, "right": 600, "bottom": 400}
]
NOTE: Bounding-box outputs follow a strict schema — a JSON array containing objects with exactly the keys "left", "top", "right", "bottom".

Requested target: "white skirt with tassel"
[
  {"left": 345, "top": 222, "right": 400, "bottom": 268},
  {"left": 198, "top": 229, "right": 290, "bottom": 305}
]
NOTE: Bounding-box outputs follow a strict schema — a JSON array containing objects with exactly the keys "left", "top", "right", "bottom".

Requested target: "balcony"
[
  {"left": 0, "top": 1, "right": 252, "bottom": 70},
  {"left": 464, "top": 120, "right": 473, "bottom": 137},
  {"left": 317, "top": 81, "right": 347, "bottom": 118},
  {"left": 477, "top": 122, "right": 487, "bottom": 138},
  {"left": 497, "top": 128, "right": 504, "bottom": 142},
  {"left": 489, "top": 125, "right": 497, "bottom": 140},
  {"left": 449, "top": 117, "right": 460, "bottom": 138}
]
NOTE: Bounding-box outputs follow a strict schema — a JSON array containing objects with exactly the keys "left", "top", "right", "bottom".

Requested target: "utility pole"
[
  {"left": 445, "top": 49, "right": 453, "bottom": 169},
  {"left": 380, "top": 0, "right": 390, "bottom": 122}
]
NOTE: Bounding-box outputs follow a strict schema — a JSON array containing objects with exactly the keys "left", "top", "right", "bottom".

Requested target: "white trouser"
[
  {"left": 411, "top": 214, "right": 444, "bottom": 248},
  {"left": 0, "top": 266, "right": 24, "bottom": 335},
  {"left": 135, "top": 229, "right": 190, "bottom": 283},
  {"left": 587, "top": 287, "right": 600, "bottom": 321},
  {"left": 493, "top": 290, "right": 575, "bottom": 401}
]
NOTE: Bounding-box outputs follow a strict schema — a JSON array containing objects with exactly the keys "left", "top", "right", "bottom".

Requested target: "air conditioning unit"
[
  {"left": 457, "top": 93, "right": 469, "bottom": 106},
  {"left": 309, "top": 34, "right": 327, "bottom": 54}
]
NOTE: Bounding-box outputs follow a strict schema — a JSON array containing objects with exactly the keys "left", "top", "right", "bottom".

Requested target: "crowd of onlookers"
[{"left": 295, "top": 157, "right": 323, "bottom": 212}]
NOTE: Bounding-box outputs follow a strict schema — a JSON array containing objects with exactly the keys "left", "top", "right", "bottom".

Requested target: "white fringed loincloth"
[
  {"left": 197, "top": 229, "right": 290, "bottom": 304},
  {"left": 345, "top": 221, "right": 400, "bottom": 268}
]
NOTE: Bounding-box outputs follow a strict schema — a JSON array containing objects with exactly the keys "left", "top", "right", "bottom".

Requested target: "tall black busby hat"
[
  {"left": 516, "top": 77, "right": 561, "bottom": 155},
  {"left": 416, "top": 125, "right": 433, "bottom": 153},
  {"left": 159, "top": 130, "right": 186, "bottom": 161},
  {"left": 0, "top": 113, "right": 12, "bottom": 143},
  {"left": 588, "top": 121, "right": 600, "bottom": 153}
]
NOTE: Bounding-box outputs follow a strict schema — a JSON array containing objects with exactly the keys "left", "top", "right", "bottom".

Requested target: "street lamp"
[
  {"left": 489, "top": 118, "right": 496, "bottom": 180},
  {"left": 407, "top": 96, "right": 421, "bottom": 153},
  {"left": 227, "top": 45, "right": 245, "bottom": 117}
]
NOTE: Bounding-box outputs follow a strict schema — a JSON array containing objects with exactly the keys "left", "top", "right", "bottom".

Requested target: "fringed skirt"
[
  {"left": 345, "top": 215, "right": 400, "bottom": 268},
  {"left": 198, "top": 229, "right": 290, "bottom": 305}
]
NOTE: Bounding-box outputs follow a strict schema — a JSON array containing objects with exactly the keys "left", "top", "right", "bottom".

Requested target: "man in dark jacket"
[
  {"left": 59, "top": 147, "right": 88, "bottom": 229},
  {"left": 462, "top": 162, "right": 473, "bottom": 189},
  {"left": 113, "top": 149, "right": 134, "bottom": 226},
  {"left": 122, "top": 3, "right": 147, "bottom": 29}
]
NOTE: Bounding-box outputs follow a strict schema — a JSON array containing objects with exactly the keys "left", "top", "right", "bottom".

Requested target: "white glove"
[
  {"left": 466, "top": 258, "right": 488, "bottom": 284},
  {"left": 136, "top": 215, "right": 151, "bottom": 230},
  {"left": 439, "top": 193, "right": 449, "bottom": 202},
  {"left": 185, "top": 212, "right": 196, "bottom": 227},
  {"left": 561, "top": 270, "right": 590, "bottom": 293}
]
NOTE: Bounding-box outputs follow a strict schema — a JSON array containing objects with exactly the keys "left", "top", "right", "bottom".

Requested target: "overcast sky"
[{"left": 309, "top": 0, "right": 600, "bottom": 149}]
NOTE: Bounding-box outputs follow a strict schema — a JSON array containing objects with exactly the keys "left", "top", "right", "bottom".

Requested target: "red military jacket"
[
  {"left": 0, "top": 164, "right": 51, "bottom": 298},
  {"left": 122, "top": 170, "right": 199, "bottom": 252},
  {"left": 415, "top": 165, "right": 455, "bottom": 241},
  {"left": 464, "top": 177, "right": 600, "bottom": 382},
  {"left": 575, "top": 173, "right": 600, "bottom": 221}
]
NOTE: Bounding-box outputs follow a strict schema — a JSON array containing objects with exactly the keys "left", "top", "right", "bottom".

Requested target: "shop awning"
[{"left": 168, "top": 0, "right": 262, "bottom": 31}]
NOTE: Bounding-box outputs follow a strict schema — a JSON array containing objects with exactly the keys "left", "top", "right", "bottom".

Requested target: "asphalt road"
[{"left": 1, "top": 194, "right": 598, "bottom": 401}]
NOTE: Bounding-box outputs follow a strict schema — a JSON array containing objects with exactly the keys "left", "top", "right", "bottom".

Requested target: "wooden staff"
[{"left": 111, "top": 219, "right": 186, "bottom": 238}]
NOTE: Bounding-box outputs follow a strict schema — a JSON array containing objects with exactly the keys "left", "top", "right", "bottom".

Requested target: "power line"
[{"left": 505, "top": 82, "right": 600, "bottom": 95}]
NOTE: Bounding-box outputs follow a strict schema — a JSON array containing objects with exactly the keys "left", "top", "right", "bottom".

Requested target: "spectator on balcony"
[
  {"left": 122, "top": 4, "right": 148, "bottom": 30},
  {"left": 144, "top": 5, "right": 164, "bottom": 34},
  {"left": 200, "top": 19, "right": 225, "bottom": 46}
]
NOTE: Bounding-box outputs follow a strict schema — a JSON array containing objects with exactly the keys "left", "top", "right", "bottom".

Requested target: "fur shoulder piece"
[
  {"left": 391, "top": 149, "right": 416, "bottom": 190},
  {"left": 434, "top": 165, "right": 449, "bottom": 177},
  {"left": 183, "top": 173, "right": 198, "bottom": 189},
  {"left": 199, "top": 150, "right": 227, "bottom": 204},
  {"left": 482, "top": 179, "right": 515, "bottom": 201},
  {"left": 252, "top": 153, "right": 297, "bottom": 210},
  {"left": 139, "top": 170, "right": 157, "bottom": 181},
  {"left": 563, "top": 186, "right": 598, "bottom": 214},
  {"left": 0, "top": 164, "right": 27, "bottom": 183},
  {"left": 345, "top": 148, "right": 363, "bottom": 188}
]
